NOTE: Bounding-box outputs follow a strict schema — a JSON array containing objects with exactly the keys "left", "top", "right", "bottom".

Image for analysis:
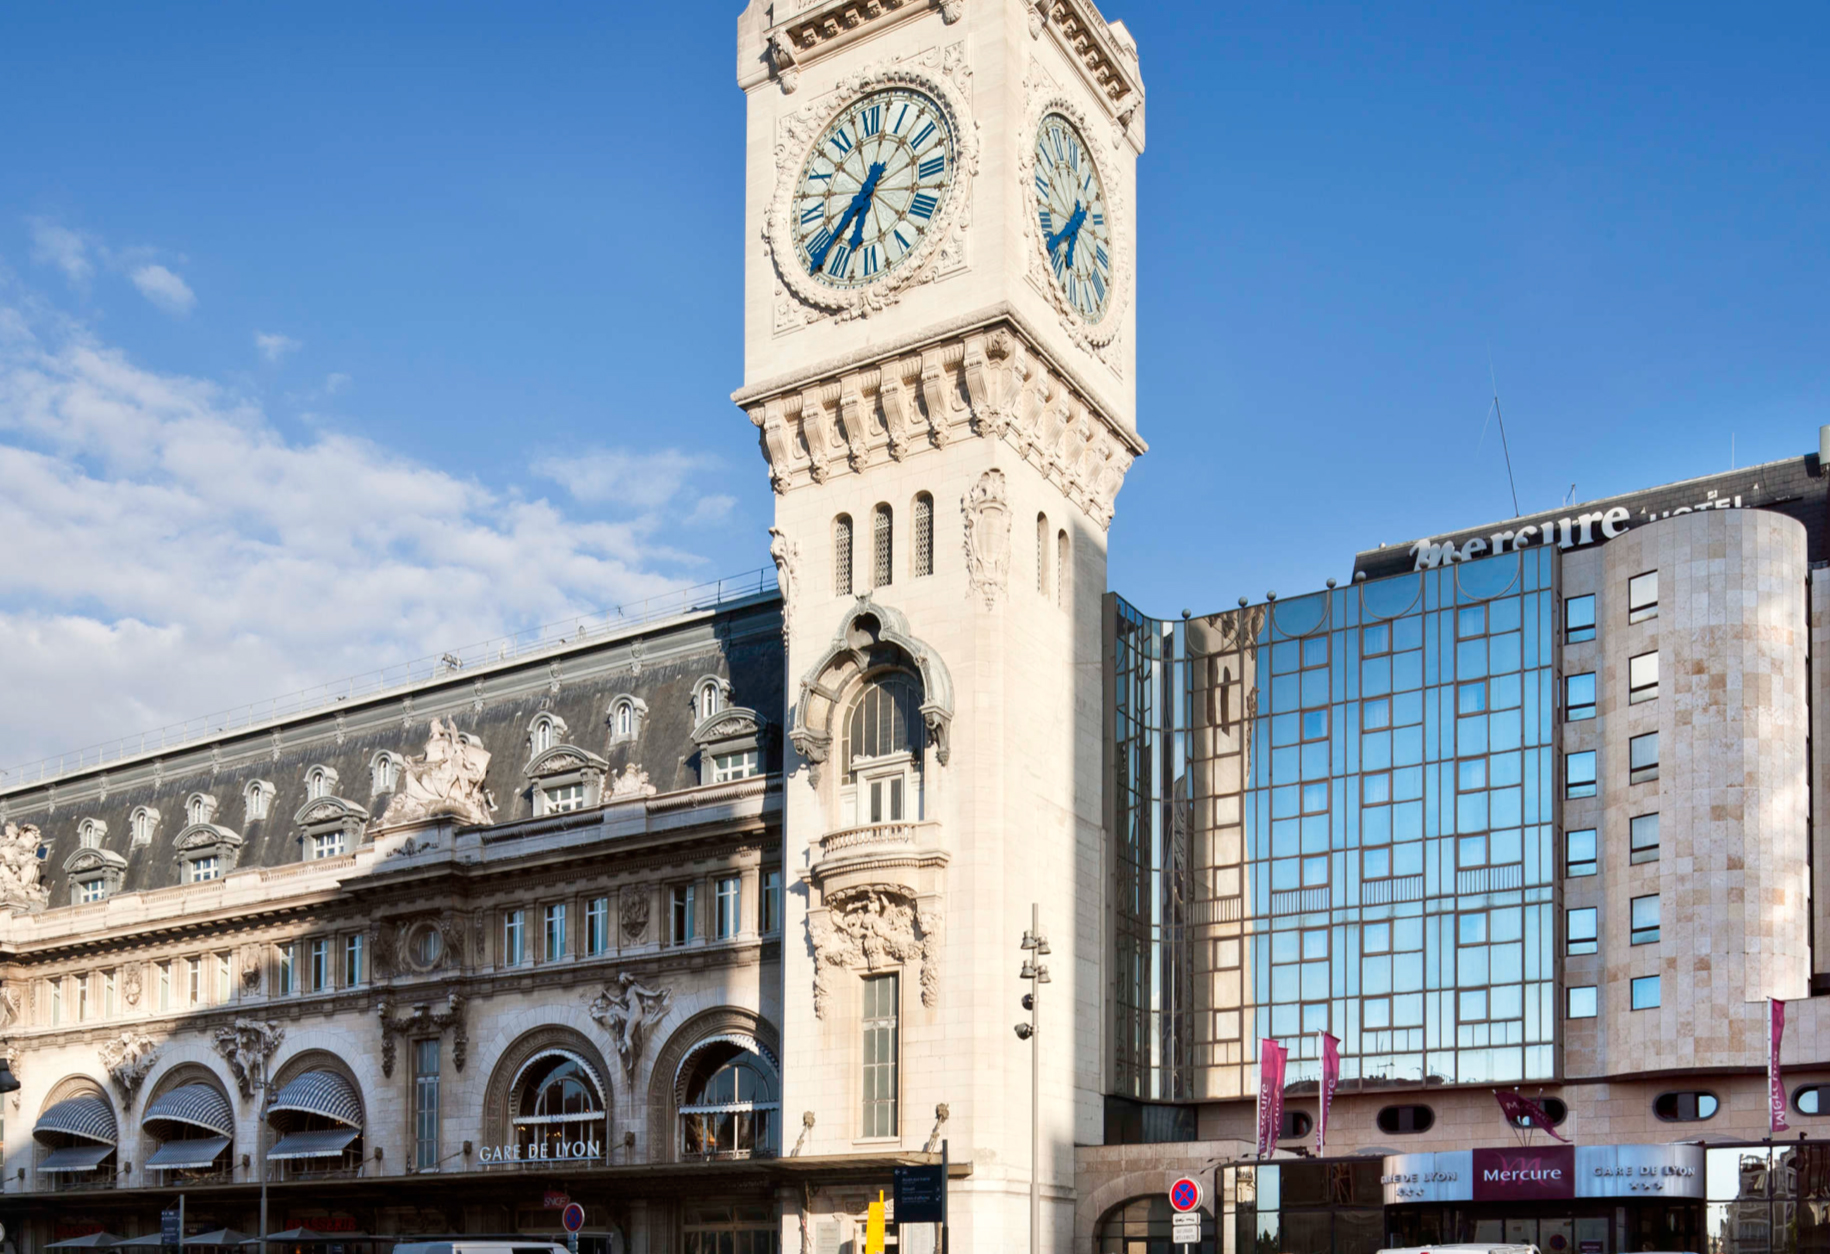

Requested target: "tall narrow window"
[
  {"left": 344, "top": 933, "right": 365, "bottom": 985},
  {"left": 861, "top": 973, "right": 900, "bottom": 1137},
  {"left": 79, "top": 973, "right": 91, "bottom": 1021},
  {"left": 834, "top": 514, "right": 854, "bottom": 596},
  {"left": 1565, "top": 751, "right": 1597, "bottom": 799},
  {"left": 673, "top": 885, "right": 697, "bottom": 945},
  {"left": 1630, "top": 732, "right": 1660, "bottom": 784},
  {"left": 502, "top": 910, "right": 526, "bottom": 967},
  {"left": 1565, "top": 594, "right": 1596, "bottom": 643},
  {"left": 716, "top": 876, "right": 741, "bottom": 939},
  {"left": 586, "top": 896, "right": 609, "bottom": 956},
  {"left": 50, "top": 978, "right": 62, "bottom": 1025},
  {"left": 277, "top": 944, "right": 295, "bottom": 996},
  {"left": 189, "top": 956, "right": 203, "bottom": 1005},
  {"left": 1566, "top": 829, "right": 1597, "bottom": 877},
  {"left": 1631, "top": 894, "right": 1661, "bottom": 944},
  {"left": 1630, "top": 813, "right": 1660, "bottom": 864},
  {"left": 912, "top": 492, "right": 934, "bottom": 577},
  {"left": 1629, "top": 651, "right": 1659, "bottom": 703},
  {"left": 310, "top": 939, "right": 330, "bottom": 992},
  {"left": 414, "top": 1038, "right": 441, "bottom": 1171},
  {"left": 1565, "top": 672, "right": 1596, "bottom": 720},
  {"left": 1036, "top": 513, "right": 1050, "bottom": 597},
  {"left": 159, "top": 961, "right": 172, "bottom": 1010},
  {"left": 872, "top": 504, "right": 893, "bottom": 588},
  {"left": 103, "top": 969, "right": 118, "bottom": 1018},
  {"left": 1567, "top": 908, "right": 1598, "bottom": 955},
  {"left": 1628, "top": 571, "right": 1659, "bottom": 623},
  {"left": 761, "top": 869, "right": 783, "bottom": 936},
  {"left": 216, "top": 953, "right": 231, "bottom": 1002},
  {"left": 1057, "top": 529, "right": 1069, "bottom": 607},
  {"left": 544, "top": 903, "right": 568, "bottom": 961}
]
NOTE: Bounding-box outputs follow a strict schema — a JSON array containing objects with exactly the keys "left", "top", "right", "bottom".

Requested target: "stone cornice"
[
  {"left": 1038, "top": 0, "right": 1142, "bottom": 115},
  {"left": 737, "top": 312, "right": 1140, "bottom": 528}
]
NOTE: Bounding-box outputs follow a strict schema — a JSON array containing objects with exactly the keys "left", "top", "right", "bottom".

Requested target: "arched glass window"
[
  {"left": 1057, "top": 529, "right": 1068, "bottom": 606},
  {"left": 185, "top": 794, "right": 212, "bottom": 826},
  {"left": 371, "top": 753, "right": 400, "bottom": 793},
  {"left": 305, "top": 767, "right": 335, "bottom": 802},
  {"left": 696, "top": 680, "right": 723, "bottom": 722},
  {"left": 77, "top": 819, "right": 105, "bottom": 850},
  {"left": 1036, "top": 513, "right": 1050, "bottom": 597},
  {"left": 912, "top": 492, "right": 934, "bottom": 578},
  {"left": 834, "top": 514, "right": 854, "bottom": 596},
  {"left": 242, "top": 783, "right": 272, "bottom": 823},
  {"left": 679, "top": 1042, "right": 780, "bottom": 1160},
  {"left": 1096, "top": 1197, "right": 1215, "bottom": 1254},
  {"left": 513, "top": 1053, "right": 608, "bottom": 1164},
  {"left": 842, "top": 673, "right": 925, "bottom": 826},
  {"left": 872, "top": 504, "right": 893, "bottom": 588},
  {"left": 130, "top": 806, "right": 160, "bottom": 844}
]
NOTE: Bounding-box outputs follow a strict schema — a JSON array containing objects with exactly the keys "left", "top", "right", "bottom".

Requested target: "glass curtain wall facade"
[{"left": 1109, "top": 547, "right": 1559, "bottom": 1099}]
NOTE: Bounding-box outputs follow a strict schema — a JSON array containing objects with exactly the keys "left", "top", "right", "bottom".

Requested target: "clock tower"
[{"left": 733, "top": 2, "right": 1145, "bottom": 1250}]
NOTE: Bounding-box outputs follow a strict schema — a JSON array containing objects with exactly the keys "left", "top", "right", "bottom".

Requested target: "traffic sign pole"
[{"left": 1168, "top": 1177, "right": 1205, "bottom": 1250}]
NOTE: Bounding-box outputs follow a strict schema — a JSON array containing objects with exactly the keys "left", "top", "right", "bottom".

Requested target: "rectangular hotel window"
[
  {"left": 1631, "top": 894, "right": 1661, "bottom": 945},
  {"left": 344, "top": 933, "right": 364, "bottom": 986},
  {"left": 502, "top": 910, "right": 526, "bottom": 967},
  {"left": 761, "top": 869, "right": 783, "bottom": 936},
  {"left": 277, "top": 944, "right": 295, "bottom": 996},
  {"left": 1566, "top": 829, "right": 1598, "bottom": 877},
  {"left": 672, "top": 884, "right": 697, "bottom": 945},
  {"left": 1629, "top": 651, "right": 1659, "bottom": 703},
  {"left": 586, "top": 896, "right": 609, "bottom": 956},
  {"left": 1631, "top": 975, "right": 1661, "bottom": 1009},
  {"left": 1630, "top": 732, "right": 1660, "bottom": 784},
  {"left": 1630, "top": 813, "right": 1660, "bottom": 864},
  {"left": 861, "top": 972, "right": 900, "bottom": 1137},
  {"left": 1568, "top": 986, "right": 1598, "bottom": 1019},
  {"left": 216, "top": 953, "right": 232, "bottom": 1003},
  {"left": 1565, "top": 594, "right": 1597, "bottom": 643},
  {"left": 1567, "top": 907, "right": 1598, "bottom": 955},
  {"left": 414, "top": 1038, "right": 441, "bottom": 1171},
  {"left": 544, "top": 903, "right": 567, "bottom": 961},
  {"left": 310, "top": 939, "right": 330, "bottom": 992},
  {"left": 715, "top": 876, "right": 741, "bottom": 939},
  {"left": 1565, "top": 751, "right": 1597, "bottom": 799},
  {"left": 1628, "top": 571, "right": 1659, "bottom": 623},
  {"left": 1565, "top": 672, "right": 1596, "bottom": 720},
  {"left": 189, "top": 956, "right": 203, "bottom": 1005}
]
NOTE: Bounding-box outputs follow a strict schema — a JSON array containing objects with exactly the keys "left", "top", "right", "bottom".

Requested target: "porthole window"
[
  {"left": 1506, "top": 1097, "right": 1569, "bottom": 1128},
  {"left": 1654, "top": 1091, "right": 1719, "bottom": 1122},
  {"left": 409, "top": 925, "right": 444, "bottom": 969},
  {"left": 1279, "top": 1109, "right": 1313, "bottom": 1140},
  {"left": 1796, "top": 1086, "right": 1827, "bottom": 1116},
  {"left": 1376, "top": 1105, "right": 1435, "bottom": 1134}
]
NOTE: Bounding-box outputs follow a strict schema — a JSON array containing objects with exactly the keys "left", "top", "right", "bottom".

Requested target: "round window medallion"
[{"left": 409, "top": 924, "right": 444, "bottom": 970}]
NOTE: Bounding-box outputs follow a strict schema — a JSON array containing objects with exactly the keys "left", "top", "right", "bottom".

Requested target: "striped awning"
[
  {"left": 509, "top": 1048, "right": 606, "bottom": 1107},
  {"left": 34, "top": 1094, "right": 118, "bottom": 1146},
  {"left": 266, "top": 1071, "right": 362, "bottom": 1133},
  {"left": 266, "top": 1127, "right": 361, "bottom": 1161},
  {"left": 143, "top": 1084, "right": 234, "bottom": 1139},
  {"left": 39, "top": 1142, "right": 116, "bottom": 1172},
  {"left": 145, "top": 1135, "right": 231, "bottom": 1170}
]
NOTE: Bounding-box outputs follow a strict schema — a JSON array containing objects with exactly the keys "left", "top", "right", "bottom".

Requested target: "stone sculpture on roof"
[
  {"left": 377, "top": 717, "right": 497, "bottom": 828},
  {"left": 0, "top": 822, "right": 48, "bottom": 912}
]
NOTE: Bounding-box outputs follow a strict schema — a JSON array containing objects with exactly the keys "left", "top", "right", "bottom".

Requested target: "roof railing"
[{"left": 0, "top": 567, "right": 780, "bottom": 791}]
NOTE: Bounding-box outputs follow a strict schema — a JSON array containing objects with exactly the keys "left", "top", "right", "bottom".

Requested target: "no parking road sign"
[
  {"left": 1168, "top": 1177, "right": 1203, "bottom": 1213},
  {"left": 1169, "top": 1178, "right": 1204, "bottom": 1249}
]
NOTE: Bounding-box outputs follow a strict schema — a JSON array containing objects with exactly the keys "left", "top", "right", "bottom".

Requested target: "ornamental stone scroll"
[{"left": 807, "top": 884, "right": 941, "bottom": 1019}]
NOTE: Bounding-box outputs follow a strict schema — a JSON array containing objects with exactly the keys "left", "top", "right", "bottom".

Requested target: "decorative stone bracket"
[
  {"left": 378, "top": 991, "right": 467, "bottom": 1078},
  {"left": 99, "top": 1031, "right": 160, "bottom": 1112},
  {"left": 807, "top": 884, "right": 943, "bottom": 1018},
  {"left": 212, "top": 1019, "right": 285, "bottom": 1100}
]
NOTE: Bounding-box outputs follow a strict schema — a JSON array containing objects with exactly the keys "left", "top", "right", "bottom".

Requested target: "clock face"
[
  {"left": 793, "top": 88, "right": 958, "bottom": 290},
  {"left": 1033, "top": 113, "right": 1113, "bottom": 323}
]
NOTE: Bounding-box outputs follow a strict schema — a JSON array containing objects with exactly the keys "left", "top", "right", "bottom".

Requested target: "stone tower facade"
[{"left": 732, "top": 1, "right": 1145, "bottom": 1248}]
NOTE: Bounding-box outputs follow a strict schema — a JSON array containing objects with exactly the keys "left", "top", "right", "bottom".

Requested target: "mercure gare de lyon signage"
[{"left": 1380, "top": 1145, "right": 1703, "bottom": 1205}]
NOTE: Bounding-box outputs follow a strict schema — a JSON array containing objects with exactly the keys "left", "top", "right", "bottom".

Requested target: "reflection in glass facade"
[{"left": 1109, "top": 549, "right": 1559, "bottom": 1098}]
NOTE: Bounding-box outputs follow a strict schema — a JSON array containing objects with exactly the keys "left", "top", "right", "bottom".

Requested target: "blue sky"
[{"left": 0, "top": 1, "right": 1824, "bottom": 762}]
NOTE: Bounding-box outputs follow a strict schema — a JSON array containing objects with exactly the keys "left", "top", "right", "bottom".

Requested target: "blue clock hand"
[
  {"left": 1046, "top": 201, "right": 1088, "bottom": 265},
  {"left": 848, "top": 160, "right": 887, "bottom": 250},
  {"left": 807, "top": 161, "right": 888, "bottom": 273}
]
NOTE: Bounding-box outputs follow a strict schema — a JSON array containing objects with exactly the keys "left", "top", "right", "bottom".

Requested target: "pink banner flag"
[
  {"left": 1771, "top": 998, "right": 1789, "bottom": 1134},
  {"left": 1494, "top": 1089, "right": 1570, "bottom": 1143},
  {"left": 1316, "top": 1031, "right": 1341, "bottom": 1156},
  {"left": 1256, "top": 1038, "right": 1287, "bottom": 1158}
]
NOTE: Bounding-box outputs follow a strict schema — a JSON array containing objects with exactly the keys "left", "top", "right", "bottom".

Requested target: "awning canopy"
[
  {"left": 145, "top": 1135, "right": 232, "bottom": 1170},
  {"left": 184, "top": 1230, "right": 252, "bottom": 1247},
  {"left": 510, "top": 1048, "right": 607, "bottom": 1107},
  {"left": 266, "top": 1071, "right": 362, "bottom": 1133},
  {"left": 44, "top": 1234, "right": 124, "bottom": 1249},
  {"left": 34, "top": 1094, "right": 118, "bottom": 1146},
  {"left": 241, "top": 1231, "right": 370, "bottom": 1245},
  {"left": 144, "top": 1083, "right": 235, "bottom": 1139},
  {"left": 265, "top": 1127, "right": 361, "bottom": 1161},
  {"left": 39, "top": 1142, "right": 116, "bottom": 1172}
]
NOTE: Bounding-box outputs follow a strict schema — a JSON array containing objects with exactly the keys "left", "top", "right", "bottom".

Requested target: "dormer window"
[
  {"left": 305, "top": 766, "right": 337, "bottom": 801},
  {"left": 77, "top": 818, "right": 106, "bottom": 850},
  {"left": 188, "top": 856, "right": 221, "bottom": 883},
  {"left": 607, "top": 696, "right": 647, "bottom": 746},
  {"left": 244, "top": 780, "right": 275, "bottom": 822},
  {"left": 370, "top": 752, "right": 401, "bottom": 795},
  {"left": 527, "top": 712, "right": 569, "bottom": 758},
  {"left": 185, "top": 793, "right": 217, "bottom": 827},
  {"left": 308, "top": 831, "right": 346, "bottom": 860},
  {"left": 65, "top": 834, "right": 128, "bottom": 905},
  {"left": 693, "top": 678, "right": 728, "bottom": 723},
  {"left": 77, "top": 879, "right": 106, "bottom": 904},
  {"left": 129, "top": 806, "right": 159, "bottom": 846}
]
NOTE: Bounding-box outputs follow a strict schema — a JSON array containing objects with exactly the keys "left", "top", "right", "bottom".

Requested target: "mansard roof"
[{"left": 1, "top": 593, "right": 784, "bottom": 906}]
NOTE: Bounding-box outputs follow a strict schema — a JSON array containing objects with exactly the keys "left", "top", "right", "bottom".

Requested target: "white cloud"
[
  {"left": 29, "top": 220, "right": 93, "bottom": 285},
  {"left": 325, "top": 372, "right": 351, "bottom": 394},
  {"left": 130, "top": 264, "right": 196, "bottom": 314},
  {"left": 534, "top": 448, "right": 716, "bottom": 511},
  {"left": 254, "top": 331, "right": 301, "bottom": 363},
  {"left": 684, "top": 493, "right": 737, "bottom": 526},
  {"left": 0, "top": 299, "right": 710, "bottom": 768}
]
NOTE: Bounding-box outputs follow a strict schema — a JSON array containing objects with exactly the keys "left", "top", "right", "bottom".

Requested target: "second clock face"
[
  {"left": 1033, "top": 113, "right": 1113, "bottom": 323},
  {"left": 793, "top": 88, "right": 958, "bottom": 290}
]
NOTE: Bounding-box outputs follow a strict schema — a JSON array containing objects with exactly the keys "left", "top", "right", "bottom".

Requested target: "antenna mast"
[{"left": 1490, "top": 364, "right": 1522, "bottom": 518}]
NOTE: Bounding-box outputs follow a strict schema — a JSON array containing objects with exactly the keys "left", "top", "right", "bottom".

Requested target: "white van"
[
  {"left": 392, "top": 1243, "right": 572, "bottom": 1254},
  {"left": 1379, "top": 1244, "right": 1540, "bottom": 1254}
]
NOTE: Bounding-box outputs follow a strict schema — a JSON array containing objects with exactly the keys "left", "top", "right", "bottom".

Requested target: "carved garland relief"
[{"left": 808, "top": 885, "right": 941, "bottom": 1018}]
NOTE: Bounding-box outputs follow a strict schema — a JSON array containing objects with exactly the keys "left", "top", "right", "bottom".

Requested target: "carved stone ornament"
[
  {"left": 99, "top": 1031, "right": 160, "bottom": 1111},
  {"left": 376, "top": 717, "right": 497, "bottom": 829},
  {"left": 377, "top": 991, "right": 467, "bottom": 1079},
  {"left": 620, "top": 891, "right": 650, "bottom": 942},
  {"left": 939, "top": 0, "right": 964, "bottom": 21},
  {"left": 1018, "top": 78, "right": 1133, "bottom": 358},
  {"left": 608, "top": 763, "right": 657, "bottom": 801},
  {"left": 769, "top": 526, "right": 799, "bottom": 638},
  {"left": 0, "top": 985, "right": 21, "bottom": 1027},
  {"left": 765, "top": 60, "right": 981, "bottom": 323},
  {"left": 962, "top": 468, "right": 1011, "bottom": 608},
  {"left": 239, "top": 946, "right": 262, "bottom": 992},
  {"left": 122, "top": 964, "right": 143, "bottom": 1006},
  {"left": 0, "top": 822, "right": 49, "bottom": 912},
  {"left": 809, "top": 886, "right": 940, "bottom": 1018},
  {"left": 212, "top": 1019, "right": 285, "bottom": 1099},
  {"left": 588, "top": 972, "right": 674, "bottom": 1082}
]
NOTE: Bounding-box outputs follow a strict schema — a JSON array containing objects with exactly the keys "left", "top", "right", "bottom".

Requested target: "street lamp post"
[{"left": 1015, "top": 903, "right": 1050, "bottom": 1254}]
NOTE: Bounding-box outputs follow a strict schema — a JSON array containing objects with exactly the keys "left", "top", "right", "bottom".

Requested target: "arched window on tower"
[
  {"left": 872, "top": 504, "right": 893, "bottom": 588},
  {"left": 1057, "top": 529, "right": 1069, "bottom": 607},
  {"left": 842, "top": 672, "right": 925, "bottom": 826},
  {"left": 1036, "top": 513, "right": 1050, "bottom": 598},
  {"left": 912, "top": 492, "right": 934, "bottom": 578},
  {"left": 834, "top": 514, "right": 854, "bottom": 596}
]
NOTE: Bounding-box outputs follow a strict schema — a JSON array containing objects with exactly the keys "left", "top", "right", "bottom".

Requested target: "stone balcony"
[{"left": 806, "top": 821, "right": 947, "bottom": 899}]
